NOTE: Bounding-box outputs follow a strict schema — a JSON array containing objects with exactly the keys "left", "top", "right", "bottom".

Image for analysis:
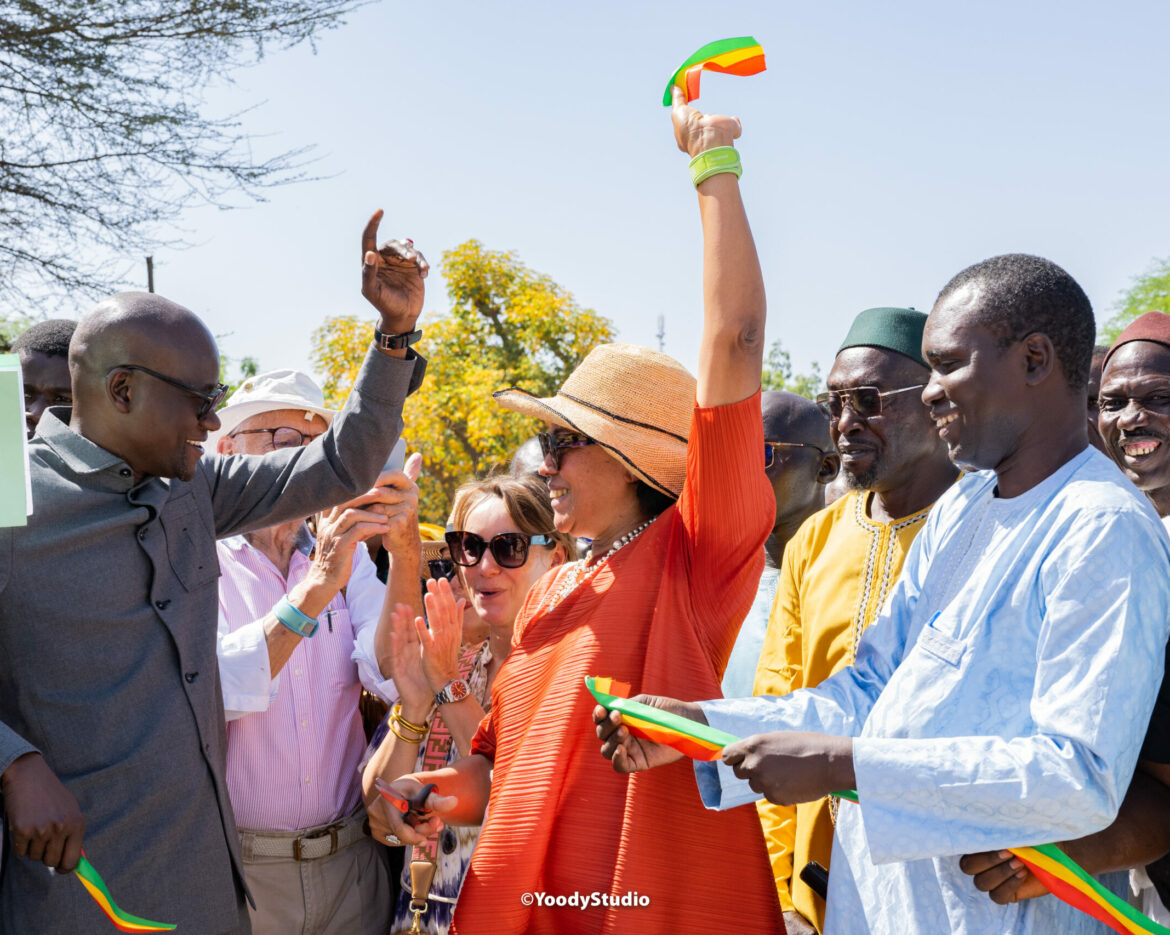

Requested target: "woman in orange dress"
[{"left": 375, "top": 88, "right": 784, "bottom": 935}]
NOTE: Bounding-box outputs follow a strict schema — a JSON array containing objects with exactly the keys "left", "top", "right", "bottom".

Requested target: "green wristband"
[{"left": 689, "top": 146, "right": 742, "bottom": 187}]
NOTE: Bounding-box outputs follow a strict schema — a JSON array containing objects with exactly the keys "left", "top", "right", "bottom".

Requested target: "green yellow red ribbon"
[
  {"left": 1011, "top": 844, "right": 1169, "bottom": 934},
  {"left": 586, "top": 676, "right": 737, "bottom": 760},
  {"left": 662, "top": 37, "right": 767, "bottom": 106},
  {"left": 75, "top": 852, "right": 176, "bottom": 932},
  {"left": 833, "top": 793, "right": 1170, "bottom": 934}
]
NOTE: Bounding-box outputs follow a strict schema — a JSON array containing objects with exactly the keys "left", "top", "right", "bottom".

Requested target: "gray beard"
[{"left": 845, "top": 464, "right": 879, "bottom": 491}]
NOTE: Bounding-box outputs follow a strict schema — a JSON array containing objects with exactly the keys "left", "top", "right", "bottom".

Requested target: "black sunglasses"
[
  {"left": 536, "top": 430, "right": 594, "bottom": 467},
  {"left": 764, "top": 441, "right": 826, "bottom": 469},
  {"left": 230, "top": 427, "right": 323, "bottom": 449},
  {"left": 444, "top": 530, "right": 553, "bottom": 569},
  {"left": 814, "top": 384, "right": 926, "bottom": 423},
  {"left": 114, "top": 364, "right": 229, "bottom": 420},
  {"left": 426, "top": 557, "right": 456, "bottom": 581}
]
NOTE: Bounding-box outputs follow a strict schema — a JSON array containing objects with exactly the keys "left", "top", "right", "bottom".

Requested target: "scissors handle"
[
  {"left": 374, "top": 778, "right": 438, "bottom": 826},
  {"left": 403, "top": 782, "right": 437, "bottom": 826}
]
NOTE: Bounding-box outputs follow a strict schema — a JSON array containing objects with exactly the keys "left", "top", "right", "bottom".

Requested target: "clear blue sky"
[{"left": 110, "top": 0, "right": 1170, "bottom": 384}]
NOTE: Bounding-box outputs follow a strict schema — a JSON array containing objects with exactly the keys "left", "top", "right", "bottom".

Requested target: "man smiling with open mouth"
[{"left": 1097, "top": 312, "right": 1170, "bottom": 518}]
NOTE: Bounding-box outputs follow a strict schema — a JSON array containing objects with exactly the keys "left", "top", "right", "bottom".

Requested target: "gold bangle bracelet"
[
  {"left": 392, "top": 704, "right": 430, "bottom": 735},
  {"left": 389, "top": 708, "right": 427, "bottom": 737},
  {"left": 388, "top": 717, "right": 424, "bottom": 744}
]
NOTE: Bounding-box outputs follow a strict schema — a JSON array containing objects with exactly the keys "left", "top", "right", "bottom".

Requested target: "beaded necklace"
[{"left": 545, "top": 516, "right": 657, "bottom": 611}]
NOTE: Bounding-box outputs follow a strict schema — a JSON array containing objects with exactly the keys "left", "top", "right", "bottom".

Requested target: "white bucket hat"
[{"left": 207, "top": 369, "right": 339, "bottom": 448}]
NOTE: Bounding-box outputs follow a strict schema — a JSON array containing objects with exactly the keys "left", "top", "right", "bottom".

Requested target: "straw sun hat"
[
  {"left": 492, "top": 343, "right": 696, "bottom": 497},
  {"left": 419, "top": 522, "right": 447, "bottom": 562}
]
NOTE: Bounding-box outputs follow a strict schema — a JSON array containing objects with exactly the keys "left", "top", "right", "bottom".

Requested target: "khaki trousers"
[{"left": 241, "top": 831, "right": 392, "bottom": 935}]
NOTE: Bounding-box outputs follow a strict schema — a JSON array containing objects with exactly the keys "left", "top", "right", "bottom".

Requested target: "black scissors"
[{"left": 375, "top": 779, "right": 438, "bottom": 827}]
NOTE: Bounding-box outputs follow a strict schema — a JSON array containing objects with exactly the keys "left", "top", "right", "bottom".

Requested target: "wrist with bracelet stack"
[
  {"left": 689, "top": 145, "right": 742, "bottom": 187},
  {"left": 388, "top": 703, "right": 431, "bottom": 744}
]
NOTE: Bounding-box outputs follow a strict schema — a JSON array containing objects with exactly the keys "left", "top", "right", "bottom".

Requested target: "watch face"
[{"left": 438, "top": 679, "right": 470, "bottom": 705}]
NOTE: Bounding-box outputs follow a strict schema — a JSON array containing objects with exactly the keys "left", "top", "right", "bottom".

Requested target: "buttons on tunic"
[
  {"left": 138, "top": 529, "right": 147, "bottom": 541},
  {"left": 119, "top": 468, "right": 131, "bottom": 477},
  {"left": 155, "top": 599, "right": 170, "bottom": 610},
  {"left": 184, "top": 671, "right": 198, "bottom": 683}
]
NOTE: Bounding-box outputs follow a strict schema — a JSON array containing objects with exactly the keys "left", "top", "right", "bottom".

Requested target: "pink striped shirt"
[{"left": 216, "top": 532, "right": 396, "bottom": 832}]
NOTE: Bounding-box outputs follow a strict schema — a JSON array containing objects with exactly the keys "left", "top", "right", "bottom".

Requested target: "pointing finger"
[{"left": 362, "top": 209, "right": 383, "bottom": 259}]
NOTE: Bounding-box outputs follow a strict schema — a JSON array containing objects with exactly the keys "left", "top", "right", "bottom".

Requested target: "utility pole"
[
  {"left": 656, "top": 314, "right": 665, "bottom": 353},
  {"left": 146, "top": 256, "right": 154, "bottom": 293}
]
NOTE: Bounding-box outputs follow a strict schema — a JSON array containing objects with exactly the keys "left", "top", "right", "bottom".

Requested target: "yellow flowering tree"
[
  {"left": 310, "top": 240, "right": 614, "bottom": 522},
  {"left": 310, "top": 314, "right": 373, "bottom": 405}
]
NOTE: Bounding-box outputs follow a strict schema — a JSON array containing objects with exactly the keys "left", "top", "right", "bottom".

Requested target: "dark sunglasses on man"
[
  {"left": 444, "top": 530, "right": 554, "bottom": 569},
  {"left": 426, "top": 557, "right": 456, "bottom": 581},
  {"left": 764, "top": 441, "right": 826, "bottom": 470},
  {"left": 535, "top": 430, "right": 594, "bottom": 468},
  {"left": 111, "top": 364, "right": 229, "bottom": 419},
  {"left": 814, "top": 384, "right": 926, "bottom": 422}
]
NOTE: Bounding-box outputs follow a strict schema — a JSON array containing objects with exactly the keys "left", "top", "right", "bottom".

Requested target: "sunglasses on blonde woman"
[{"left": 444, "top": 530, "right": 554, "bottom": 569}]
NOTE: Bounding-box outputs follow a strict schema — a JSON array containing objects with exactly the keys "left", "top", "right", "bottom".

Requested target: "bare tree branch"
[{"left": 0, "top": 0, "right": 368, "bottom": 311}]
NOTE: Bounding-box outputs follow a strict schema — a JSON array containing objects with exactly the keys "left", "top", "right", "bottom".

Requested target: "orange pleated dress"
[{"left": 452, "top": 391, "right": 785, "bottom": 935}]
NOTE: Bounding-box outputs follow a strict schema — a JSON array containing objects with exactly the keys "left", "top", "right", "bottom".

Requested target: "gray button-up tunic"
[{"left": 0, "top": 347, "right": 423, "bottom": 934}]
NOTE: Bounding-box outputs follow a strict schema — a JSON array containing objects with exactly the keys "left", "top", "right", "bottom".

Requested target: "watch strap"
[{"left": 374, "top": 327, "right": 423, "bottom": 351}]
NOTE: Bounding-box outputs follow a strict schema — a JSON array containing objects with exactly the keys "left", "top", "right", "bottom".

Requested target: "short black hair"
[
  {"left": 12, "top": 319, "right": 76, "bottom": 359},
  {"left": 934, "top": 254, "right": 1094, "bottom": 390}
]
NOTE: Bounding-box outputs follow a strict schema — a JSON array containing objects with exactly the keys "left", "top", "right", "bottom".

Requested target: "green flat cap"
[{"left": 838, "top": 307, "right": 928, "bottom": 367}]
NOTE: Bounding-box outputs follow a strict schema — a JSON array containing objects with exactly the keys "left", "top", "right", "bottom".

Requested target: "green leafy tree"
[
  {"left": 1101, "top": 256, "right": 1170, "bottom": 343},
  {"left": 0, "top": 1, "right": 367, "bottom": 310},
  {"left": 761, "top": 339, "right": 823, "bottom": 399},
  {"left": 311, "top": 240, "right": 615, "bottom": 522}
]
